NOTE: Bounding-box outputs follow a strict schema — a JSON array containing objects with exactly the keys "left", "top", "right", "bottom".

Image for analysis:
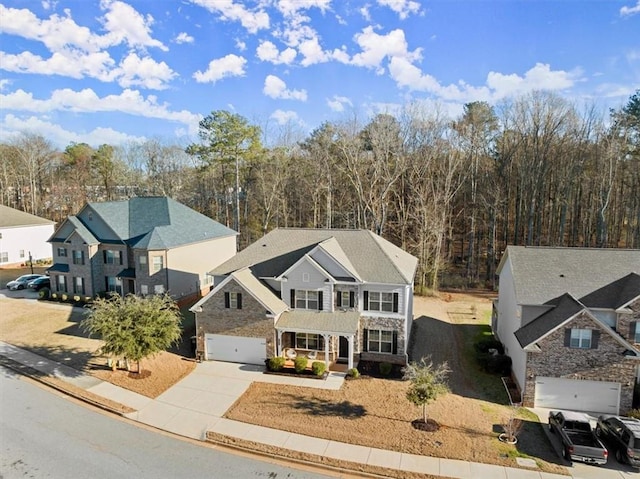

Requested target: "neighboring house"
[
  {"left": 494, "top": 246, "right": 640, "bottom": 415},
  {"left": 47, "top": 197, "right": 237, "bottom": 300},
  {"left": 0, "top": 205, "right": 55, "bottom": 267},
  {"left": 190, "top": 228, "right": 418, "bottom": 370}
]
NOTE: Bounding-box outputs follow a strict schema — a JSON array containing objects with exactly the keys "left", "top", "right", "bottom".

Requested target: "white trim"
[{"left": 275, "top": 254, "right": 334, "bottom": 283}]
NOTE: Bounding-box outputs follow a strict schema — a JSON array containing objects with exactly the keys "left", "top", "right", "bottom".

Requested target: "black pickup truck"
[{"left": 549, "top": 411, "right": 608, "bottom": 465}]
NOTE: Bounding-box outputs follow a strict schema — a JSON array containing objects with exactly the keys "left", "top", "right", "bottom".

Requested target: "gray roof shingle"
[
  {"left": 0, "top": 205, "right": 54, "bottom": 228},
  {"left": 580, "top": 273, "right": 640, "bottom": 309},
  {"left": 502, "top": 246, "right": 640, "bottom": 306},
  {"left": 211, "top": 228, "right": 417, "bottom": 285},
  {"left": 76, "top": 197, "right": 236, "bottom": 249}
]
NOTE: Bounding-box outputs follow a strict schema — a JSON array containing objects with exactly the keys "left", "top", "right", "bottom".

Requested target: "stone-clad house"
[
  {"left": 47, "top": 197, "right": 237, "bottom": 300},
  {"left": 494, "top": 246, "right": 640, "bottom": 414},
  {"left": 190, "top": 228, "right": 418, "bottom": 370}
]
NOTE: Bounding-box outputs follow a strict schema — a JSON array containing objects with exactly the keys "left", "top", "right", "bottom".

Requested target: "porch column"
[
  {"left": 277, "top": 330, "right": 283, "bottom": 357},
  {"left": 347, "top": 335, "right": 354, "bottom": 370},
  {"left": 323, "top": 333, "right": 330, "bottom": 368}
]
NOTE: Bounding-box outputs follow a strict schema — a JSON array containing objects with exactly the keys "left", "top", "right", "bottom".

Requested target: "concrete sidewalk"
[{"left": 0, "top": 341, "right": 603, "bottom": 479}]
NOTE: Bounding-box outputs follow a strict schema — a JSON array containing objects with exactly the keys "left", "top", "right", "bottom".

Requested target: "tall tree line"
[{"left": 1, "top": 90, "right": 638, "bottom": 291}]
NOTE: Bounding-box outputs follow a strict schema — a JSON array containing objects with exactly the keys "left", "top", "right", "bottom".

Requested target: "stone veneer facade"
[
  {"left": 617, "top": 297, "right": 640, "bottom": 346},
  {"left": 359, "top": 315, "right": 407, "bottom": 365},
  {"left": 522, "top": 311, "right": 638, "bottom": 413},
  {"left": 195, "top": 279, "right": 275, "bottom": 358}
]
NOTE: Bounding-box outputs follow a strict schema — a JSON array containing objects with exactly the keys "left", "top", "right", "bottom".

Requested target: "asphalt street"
[{"left": 0, "top": 366, "right": 334, "bottom": 479}]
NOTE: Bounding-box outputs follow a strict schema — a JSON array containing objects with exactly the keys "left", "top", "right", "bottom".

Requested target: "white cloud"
[
  {"left": 100, "top": 0, "right": 167, "bottom": 51},
  {"left": 193, "top": 54, "right": 247, "bottom": 83},
  {"left": 189, "top": 0, "right": 269, "bottom": 34},
  {"left": 0, "top": 49, "right": 176, "bottom": 90},
  {"left": 389, "top": 57, "right": 581, "bottom": 103},
  {"left": 0, "top": 79, "right": 11, "bottom": 91},
  {"left": 327, "top": 95, "right": 352, "bottom": 112},
  {"left": 0, "top": 88, "right": 201, "bottom": 126},
  {"left": 41, "top": 1, "right": 58, "bottom": 11},
  {"left": 175, "top": 32, "right": 194, "bottom": 44},
  {"left": 351, "top": 27, "right": 421, "bottom": 74},
  {"left": 276, "top": 0, "right": 331, "bottom": 17},
  {"left": 359, "top": 5, "right": 371, "bottom": 21},
  {"left": 256, "top": 40, "right": 297, "bottom": 64},
  {"left": 270, "top": 109, "right": 299, "bottom": 125},
  {"left": 620, "top": 1, "right": 640, "bottom": 16},
  {"left": 235, "top": 39, "right": 247, "bottom": 51},
  {"left": 116, "top": 53, "right": 176, "bottom": 89},
  {"left": 0, "top": 113, "right": 145, "bottom": 148},
  {"left": 263, "top": 75, "right": 307, "bottom": 101},
  {"left": 377, "top": 0, "right": 421, "bottom": 19}
]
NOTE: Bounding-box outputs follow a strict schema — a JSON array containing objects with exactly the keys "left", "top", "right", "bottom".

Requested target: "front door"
[{"left": 338, "top": 336, "right": 348, "bottom": 363}]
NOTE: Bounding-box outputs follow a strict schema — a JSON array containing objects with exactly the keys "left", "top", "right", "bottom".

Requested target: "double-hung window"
[
  {"left": 295, "top": 333, "right": 323, "bottom": 350},
  {"left": 569, "top": 328, "right": 592, "bottom": 349},
  {"left": 367, "top": 329, "right": 394, "bottom": 353},
  {"left": 295, "top": 290, "right": 319, "bottom": 310},
  {"left": 224, "top": 292, "right": 242, "bottom": 309},
  {"left": 57, "top": 247, "right": 67, "bottom": 258},
  {"left": 366, "top": 292, "right": 396, "bottom": 313},
  {"left": 57, "top": 275, "right": 67, "bottom": 293},
  {"left": 152, "top": 256, "right": 163, "bottom": 273},
  {"left": 104, "top": 250, "right": 122, "bottom": 265},
  {"left": 106, "top": 276, "right": 122, "bottom": 295},
  {"left": 73, "top": 276, "right": 85, "bottom": 294},
  {"left": 72, "top": 250, "right": 84, "bottom": 265}
]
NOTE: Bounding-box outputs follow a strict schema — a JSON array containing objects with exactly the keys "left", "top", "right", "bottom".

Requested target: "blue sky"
[{"left": 0, "top": 0, "right": 638, "bottom": 148}]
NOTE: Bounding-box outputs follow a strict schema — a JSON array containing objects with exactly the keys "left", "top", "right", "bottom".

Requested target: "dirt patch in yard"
[
  {"left": 223, "top": 292, "right": 568, "bottom": 474},
  {"left": 0, "top": 296, "right": 195, "bottom": 399}
]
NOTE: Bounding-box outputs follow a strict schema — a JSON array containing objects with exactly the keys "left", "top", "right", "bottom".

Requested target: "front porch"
[
  {"left": 276, "top": 310, "right": 360, "bottom": 371},
  {"left": 280, "top": 349, "right": 355, "bottom": 372}
]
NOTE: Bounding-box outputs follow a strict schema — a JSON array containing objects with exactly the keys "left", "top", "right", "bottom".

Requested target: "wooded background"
[{"left": 1, "top": 90, "right": 638, "bottom": 291}]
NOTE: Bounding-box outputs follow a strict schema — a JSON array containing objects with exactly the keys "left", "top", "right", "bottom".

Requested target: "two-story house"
[
  {"left": 47, "top": 197, "right": 237, "bottom": 300},
  {"left": 0, "top": 205, "right": 55, "bottom": 266},
  {"left": 494, "top": 246, "right": 640, "bottom": 415},
  {"left": 190, "top": 228, "right": 418, "bottom": 370}
]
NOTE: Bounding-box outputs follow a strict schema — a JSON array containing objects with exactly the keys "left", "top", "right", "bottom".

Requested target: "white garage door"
[
  {"left": 205, "top": 334, "right": 266, "bottom": 365},
  {"left": 534, "top": 377, "right": 620, "bottom": 415}
]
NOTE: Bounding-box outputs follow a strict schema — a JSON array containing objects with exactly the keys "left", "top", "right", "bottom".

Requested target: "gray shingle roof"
[
  {"left": 501, "top": 246, "right": 640, "bottom": 305},
  {"left": 211, "top": 228, "right": 417, "bottom": 285},
  {"left": 580, "top": 273, "right": 640, "bottom": 309},
  {"left": 514, "top": 293, "right": 585, "bottom": 348},
  {"left": 0, "top": 205, "right": 54, "bottom": 228},
  {"left": 79, "top": 197, "right": 236, "bottom": 249},
  {"left": 231, "top": 268, "right": 288, "bottom": 315},
  {"left": 66, "top": 216, "right": 99, "bottom": 244}
]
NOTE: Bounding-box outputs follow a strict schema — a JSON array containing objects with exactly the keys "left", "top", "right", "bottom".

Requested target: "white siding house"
[{"left": 0, "top": 205, "right": 55, "bottom": 266}]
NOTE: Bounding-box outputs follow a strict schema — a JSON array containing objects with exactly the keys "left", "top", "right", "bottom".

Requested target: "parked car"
[
  {"left": 549, "top": 411, "right": 608, "bottom": 465},
  {"left": 6, "top": 274, "right": 46, "bottom": 290},
  {"left": 596, "top": 415, "right": 640, "bottom": 468},
  {"left": 27, "top": 276, "right": 50, "bottom": 291}
]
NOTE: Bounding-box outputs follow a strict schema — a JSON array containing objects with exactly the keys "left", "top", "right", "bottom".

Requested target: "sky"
[{"left": 0, "top": 0, "right": 639, "bottom": 149}]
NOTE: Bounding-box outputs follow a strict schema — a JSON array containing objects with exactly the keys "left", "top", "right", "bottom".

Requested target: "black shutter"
[
  {"left": 81, "top": 277, "right": 85, "bottom": 294},
  {"left": 237, "top": 293, "right": 242, "bottom": 309},
  {"left": 591, "top": 330, "right": 600, "bottom": 349},
  {"left": 336, "top": 292, "right": 342, "bottom": 307},
  {"left": 119, "top": 251, "right": 123, "bottom": 265},
  {"left": 224, "top": 292, "right": 230, "bottom": 308},
  {"left": 318, "top": 291, "right": 323, "bottom": 310},
  {"left": 630, "top": 322, "right": 637, "bottom": 342},
  {"left": 393, "top": 293, "right": 399, "bottom": 313},
  {"left": 349, "top": 291, "right": 355, "bottom": 308},
  {"left": 103, "top": 250, "right": 107, "bottom": 263},
  {"left": 105, "top": 276, "right": 108, "bottom": 291},
  {"left": 290, "top": 289, "right": 295, "bottom": 309},
  {"left": 363, "top": 329, "right": 369, "bottom": 352},
  {"left": 392, "top": 331, "right": 398, "bottom": 354},
  {"left": 363, "top": 291, "right": 369, "bottom": 311},
  {"left": 564, "top": 329, "right": 572, "bottom": 347}
]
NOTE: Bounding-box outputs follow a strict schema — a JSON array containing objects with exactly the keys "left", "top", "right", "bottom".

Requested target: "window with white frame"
[
  {"left": 295, "top": 333, "right": 323, "bottom": 350},
  {"left": 139, "top": 255, "right": 147, "bottom": 266},
  {"left": 106, "top": 276, "right": 122, "bottom": 294},
  {"left": 570, "top": 328, "right": 592, "bottom": 349},
  {"left": 57, "top": 247, "right": 67, "bottom": 257},
  {"left": 295, "top": 290, "right": 319, "bottom": 310},
  {"left": 634, "top": 324, "right": 640, "bottom": 344},
  {"left": 57, "top": 275, "right": 67, "bottom": 293},
  {"left": 368, "top": 292, "right": 394, "bottom": 312},
  {"left": 230, "top": 292, "right": 239, "bottom": 308},
  {"left": 152, "top": 255, "right": 163, "bottom": 273},
  {"left": 103, "top": 250, "right": 122, "bottom": 265},
  {"left": 0, "top": 252, "right": 8, "bottom": 263},
  {"left": 19, "top": 250, "right": 25, "bottom": 258},
  {"left": 72, "top": 250, "right": 84, "bottom": 265},
  {"left": 154, "top": 284, "right": 165, "bottom": 294},
  {"left": 367, "top": 329, "right": 394, "bottom": 353},
  {"left": 73, "top": 276, "right": 85, "bottom": 294},
  {"left": 140, "top": 284, "right": 148, "bottom": 295}
]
